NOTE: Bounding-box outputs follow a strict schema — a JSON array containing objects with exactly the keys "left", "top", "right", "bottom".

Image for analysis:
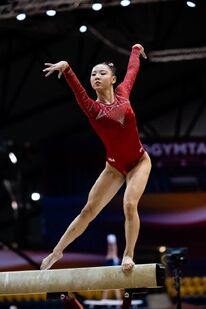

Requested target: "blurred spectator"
[{"left": 102, "top": 234, "right": 122, "bottom": 300}]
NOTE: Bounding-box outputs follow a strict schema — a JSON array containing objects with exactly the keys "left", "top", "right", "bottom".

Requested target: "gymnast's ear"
[{"left": 112, "top": 75, "right": 117, "bottom": 84}]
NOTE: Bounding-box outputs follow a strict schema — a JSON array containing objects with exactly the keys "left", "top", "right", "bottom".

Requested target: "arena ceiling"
[{"left": 0, "top": 0, "right": 205, "bottom": 144}]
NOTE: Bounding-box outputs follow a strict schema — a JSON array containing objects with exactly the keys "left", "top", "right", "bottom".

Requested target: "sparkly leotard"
[{"left": 63, "top": 46, "right": 145, "bottom": 176}]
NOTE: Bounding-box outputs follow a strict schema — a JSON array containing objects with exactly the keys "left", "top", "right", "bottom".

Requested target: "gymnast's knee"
[
  {"left": 123, "top": 201, "right": 139, "bottom": 220},
  {"left": 80, "top": 203, "right": 97, "bottom": 221}
]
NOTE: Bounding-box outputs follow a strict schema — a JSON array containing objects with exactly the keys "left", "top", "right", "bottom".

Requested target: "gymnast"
[{"left": 41, "top": 43, "right": 151, "bottom": 272}]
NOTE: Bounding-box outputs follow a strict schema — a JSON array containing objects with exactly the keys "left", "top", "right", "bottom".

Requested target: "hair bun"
[{"left": 101, "top": 61, "right": 116, "bottom": 75}]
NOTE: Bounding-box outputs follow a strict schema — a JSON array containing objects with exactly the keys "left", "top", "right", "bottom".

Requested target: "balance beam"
[{"left": 0, "top": 264, "right": 165, "bottom": 295}]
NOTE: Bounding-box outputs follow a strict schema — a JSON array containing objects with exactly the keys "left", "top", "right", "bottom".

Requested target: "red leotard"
[{"left": 63, "top": 46, "right": 145, "bottom": 176}]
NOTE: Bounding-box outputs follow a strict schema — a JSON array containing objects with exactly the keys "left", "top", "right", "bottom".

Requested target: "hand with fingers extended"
[
  {"left": 132, "top": 43, "right": 147, "bottom": 59},
  {"left": 43, "top": 61, "right": 69, "bottom": 79}
]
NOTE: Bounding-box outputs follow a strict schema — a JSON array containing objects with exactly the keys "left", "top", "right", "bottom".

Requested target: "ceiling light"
[
  {"left": 120, "top": 0, "right": 131, "bottom": 7},
  {"left": 46, "top": 9, "right": 56, "bottom": 16},
  {"left": 16, "top": 13, "right": 26, "bottom": 21},
  {"left": 9, "top": 152, "right": 17, "bottom": 164},
  {"left": 79, "top": 25, "right": 87, "bottom": 33},
  {"left": 186, "top": 1, "right": 196, "bottom": 7},
  {"left": 92, "top": 3, "right": 102, "bottom": 11},
  {"left": 11, "top": 201, "right": 18, "bottom": 210},
  {"left": 31, "top": 192, "right": 41, "bottom": 201}
]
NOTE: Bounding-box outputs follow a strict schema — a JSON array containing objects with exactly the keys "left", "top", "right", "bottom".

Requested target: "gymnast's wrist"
[
  {"left": 63, "top": 62, "right": 70, "bottom": 73},
  {"left": 132, "top": 45, "right": 141, "bottom": 56}
]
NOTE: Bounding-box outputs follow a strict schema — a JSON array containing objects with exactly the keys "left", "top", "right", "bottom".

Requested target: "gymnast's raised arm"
[
  {"left": 116, "top": 43, "right": 147, "bottom": 99},
  {"left": 43, "top": 61, "right": 97, "bottom": 118}
]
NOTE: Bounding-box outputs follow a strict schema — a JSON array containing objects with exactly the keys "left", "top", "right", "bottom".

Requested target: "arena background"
[{"left": 0, "top": 0, "right": 206, "bottom": 281}]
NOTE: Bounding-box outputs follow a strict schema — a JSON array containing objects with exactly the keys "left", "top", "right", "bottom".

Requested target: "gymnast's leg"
[
  {"left": 41, "top": 163, "right": 125, "bottom": 270},
  {"left": 122, "top": 152, "right": 151, "bottom": 272}
]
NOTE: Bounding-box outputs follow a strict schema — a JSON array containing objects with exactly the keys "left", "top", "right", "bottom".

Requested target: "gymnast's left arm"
[{"left": 116, "top": 43, "right": 147, "bottom": 98}]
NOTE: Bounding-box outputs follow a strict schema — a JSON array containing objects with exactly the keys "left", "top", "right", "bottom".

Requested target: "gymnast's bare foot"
[
  {"left": 121, "top": 256, "right": 135, "bottom": 272},
  {"left": 40, "top": 250, "right": 63, "bottom": 270}
]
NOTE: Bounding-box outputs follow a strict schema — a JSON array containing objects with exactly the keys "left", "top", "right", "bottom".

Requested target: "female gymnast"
[{"left": 41, "top": 43, "right": 151, "bottom": 272}]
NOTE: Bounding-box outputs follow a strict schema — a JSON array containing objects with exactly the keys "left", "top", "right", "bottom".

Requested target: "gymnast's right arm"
[{"left": 43, "top": 61, "right": 97, "bottom": 118}]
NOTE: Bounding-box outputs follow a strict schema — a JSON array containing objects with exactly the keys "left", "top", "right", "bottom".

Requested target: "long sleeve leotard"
[{"left": 63, "top": 46, "right": 145, "bottom": 176}]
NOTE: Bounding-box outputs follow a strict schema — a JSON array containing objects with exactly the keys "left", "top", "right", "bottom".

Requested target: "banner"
[
  {"left": 143, "top": 140, "right": 206, "bottom": 166},
  {"left": 143, "top": 141, "right": 206, "bottom": 157}
]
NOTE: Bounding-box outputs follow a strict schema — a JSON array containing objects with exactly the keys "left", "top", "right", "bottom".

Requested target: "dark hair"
[{"left": 101, "top": 61, "right": 116, "bottom": 75}]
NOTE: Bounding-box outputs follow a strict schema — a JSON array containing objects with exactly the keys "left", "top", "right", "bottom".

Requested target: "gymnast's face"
[{"left": 90, "top": 64, "right": 116, "bottom": 91}]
